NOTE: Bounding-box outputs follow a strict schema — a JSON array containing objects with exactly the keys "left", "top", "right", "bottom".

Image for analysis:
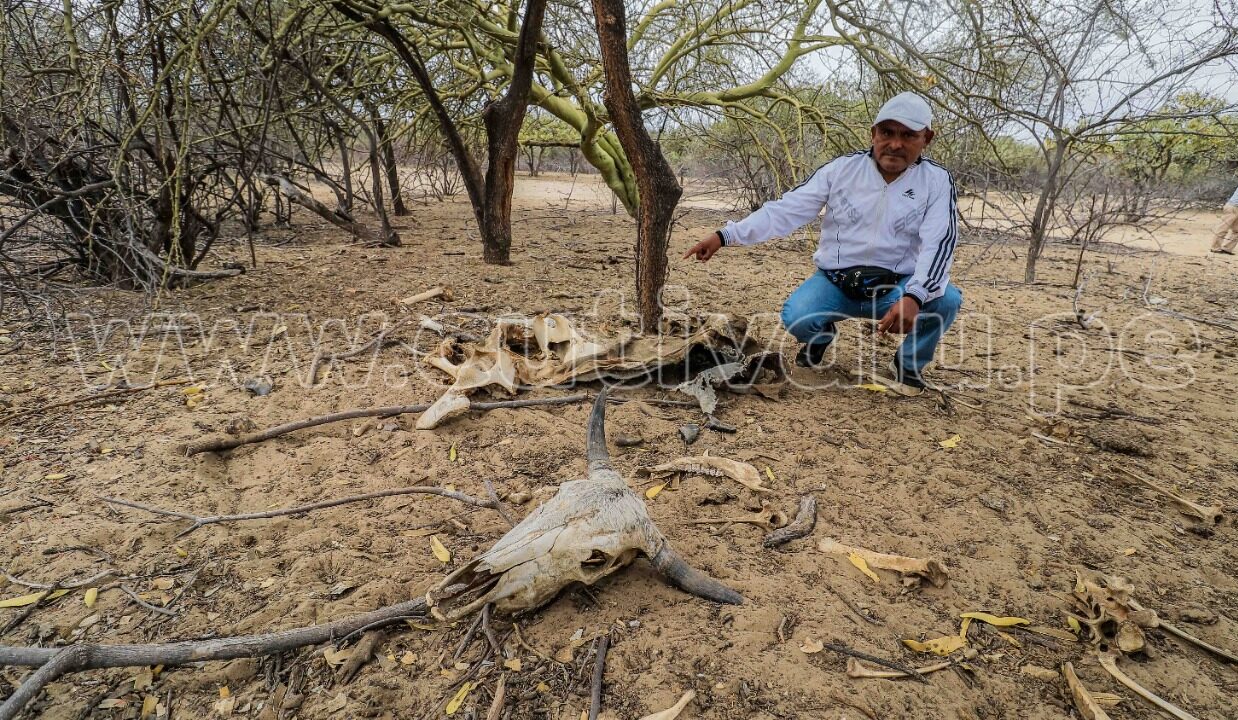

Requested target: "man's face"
[{"left": 871, "top": 120, "right": 933, "bottom": 176}]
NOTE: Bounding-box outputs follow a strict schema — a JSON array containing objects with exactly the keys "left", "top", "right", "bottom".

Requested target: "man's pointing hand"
[{"left": 683, "top": 232, "right": 723, "bottom": 262}]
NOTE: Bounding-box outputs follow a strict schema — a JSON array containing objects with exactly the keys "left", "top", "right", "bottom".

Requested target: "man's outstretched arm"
[{"left": 684, "top": 163, "right": 833, "bottom": 261}]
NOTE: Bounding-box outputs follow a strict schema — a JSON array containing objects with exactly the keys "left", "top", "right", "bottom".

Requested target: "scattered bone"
[
  {"left": 400, "top": 286, "right": 453, "bottom": 306},
  {"left": 415, "top": 391, "right": 471, "bottom": 430},
  {"left": 1068, "top": 569, "right": 1237, "bottom": 663},
  {"left": 845, "top": 648, "right": 977, "bottom": 679},
  {"left": 763, "top": 495, "right": 818, "bottom": 548},
  {"left": 817, "top": 538, "right": 948, "bottom": 588},
  {"left": 1061, "top": 662, "right": 1112, "bottom": 720},
  {"left": 678, "top": 425, "right": 700, "bottom": 445},
  {"left": 637, "top": 690, "right": 695, "bottom": 720},
  {"left": 637, "top": 454, "right": 772, "bottom": 494},
  {"left": 423, "top": 391, "right": 741, "bottom": 622},
  {"left": 1115, "top": 467, "right": 1222, "bottom": 525},
  {"left": 685, "top": 505, "right": 787, "bottom": 532},
  {"left": 1096, "top": 652, "right": 1200, "bottom": 720}
]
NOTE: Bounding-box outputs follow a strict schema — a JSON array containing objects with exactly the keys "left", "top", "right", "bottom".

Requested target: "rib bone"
[
  {"left": 1116, "top": 467, "right": 1222, "bottom": 525},
  {"left": 1096, "top": 651, "right": 1200, "bottom": 720}
]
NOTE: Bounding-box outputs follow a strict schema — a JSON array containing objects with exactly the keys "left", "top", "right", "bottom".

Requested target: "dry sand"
[{"left": 2, "top": 172, "right": 1236, "bottom": 719}]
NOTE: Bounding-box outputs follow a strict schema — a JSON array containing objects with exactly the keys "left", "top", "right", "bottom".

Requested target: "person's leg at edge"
[
  {"left": 1211, "top": 205, "right": 1238, "bottom": 253},
  {"left": 781, "top": 270, "right": 861, "bottom": 366},
  {"left": 897, "top": 283, "right": 963, "bottom": 374}
]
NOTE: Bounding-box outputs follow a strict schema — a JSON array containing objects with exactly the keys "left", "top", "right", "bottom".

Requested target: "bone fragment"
[
  {"left": 686, "top": 507, "right": 787, "bottom": 531},
  {"left": 1062, "top": 662, "right": 1112, "bottom": 720},
  {"left": 415, "top": 391, "right": 471, "bottom": 430},
  {"left": 846, "top": 648, "right": 976, "bottom": 679},
  {"left": 638, "top": 690, "right": 695, "bottom": 720},
  {"left": 400, "top": 286, "right": 453, "bottom": 306},
  {"left": 1116, "top": 467, "right": 1222, "bottom": 525},
  {"left": 638, "top": 455, "right": 772, "bottom": 494},
  {"left": 1157, "top": 619, "right": 1238, "bottom": 664},
  {"left": 1096, "top": 652, "right": 1200, "bottom": 720},
  {"left": 817, "top": 537, "right": 948, "bottom": 588}
]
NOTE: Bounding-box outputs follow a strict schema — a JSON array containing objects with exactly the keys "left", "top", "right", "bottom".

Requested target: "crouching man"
[{"left": 684, "top": 92, "right": 962, "bottom": 394}]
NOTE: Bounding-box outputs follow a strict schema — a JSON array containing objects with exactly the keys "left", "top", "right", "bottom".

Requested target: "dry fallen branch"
[
  {"left": 763, "top": 495, "right": 817, "bottom": 548},
  {"left": 0, "top": 596, "right": 430, "bottom": 720},
  {"left": 0, "top": 378, "right": 190, "bottom": 426},
  {"left": 588, "top": 634, "right": 609, "bottom": 720},
  {"left": 100, "top": 485, "right": 508, "bottom": 538},
  {"left": 817, "top": 538, "right": 949, "bottom": 588},
  {"left": 821, "top": 642, "right": 928, "bottom": 684},
  {"left": 184, "top": 394, "right": 589, "bottom": 455}
]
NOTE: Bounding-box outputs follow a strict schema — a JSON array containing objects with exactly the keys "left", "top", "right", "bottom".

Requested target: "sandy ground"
[{"left": 2, "top": 172, "right": 1237, "bottom": 720}]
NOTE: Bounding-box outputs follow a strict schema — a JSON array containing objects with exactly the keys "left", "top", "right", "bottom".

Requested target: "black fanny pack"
[{"left": 824, "top": 266, "right": 906, "bottom": 301}]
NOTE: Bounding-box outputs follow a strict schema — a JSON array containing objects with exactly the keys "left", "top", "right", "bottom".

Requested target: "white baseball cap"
[{"left": 873, "top": 92, "right": 932, "bottom": 131}]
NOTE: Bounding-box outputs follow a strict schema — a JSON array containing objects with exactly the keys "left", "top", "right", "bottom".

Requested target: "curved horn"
[
  {"left": 650, "top": 544, "right": 743, "bottom": 605},
  {"left": 586, "top": 387, "right": 611, "bottom": 471}
]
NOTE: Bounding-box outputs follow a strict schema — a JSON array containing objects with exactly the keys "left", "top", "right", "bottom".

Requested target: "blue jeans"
[{"left": 780, "top": 270, "right": 963, "bottom": 372}]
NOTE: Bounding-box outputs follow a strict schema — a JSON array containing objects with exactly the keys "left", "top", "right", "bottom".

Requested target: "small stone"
[
  {"left": 1177, "top": 604, "right": 1217, "bottom": 625},
  {"left": 978, "top": 493, "right": 1006, "bottom": 513},
  {"left": 679, "top": 424, "right": 700, "bottom": 445},
  {"left": 614, "top": 434, "right": 643, "bottom": 448},
  {"left": 242, "top": 377, "right": 274, "bottom": 396},
  {"left": 507, "top": 491, "right": 532, "bottom": 505},
  {"left": 704, "top": 416, "right": 737, "bottom": 434},
  {"left": 226, "top": 417, "right": 257, "bottom": 436},
  {"left": 1020, "top": 664, "right": 1059, "bottom": 682}
]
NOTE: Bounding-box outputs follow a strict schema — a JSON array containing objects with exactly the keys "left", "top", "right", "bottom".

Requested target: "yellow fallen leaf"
[
  {"left": 101, "top": 361, "right": 114, "bottom": 371},
  {"left": 959, "top": 612, "right": 1030, "bottom": 627},
  {"left": 799, "top": 638, "right": 824, "bottom": 654},
  {"left": 141, "top": 695, "right": 157, "bottom": 718},
  {"left": 174, "top": 546, "right": 188, "bottom": 558},
  {"left": 856, "top": 383, "right": 889, "bottom": 392},
  {"left": 1067, "top": 616, "right": 1082, "bottom": 634},
  {"left": 959, "top": 616, "right": 973, "bottom": 638},
  {"left": 0, "top": 589, "right": 70, "bottom": 608},
  {"left": 445, "top": 681, "right": 475, "bottom": 715},
  {"left": 403, "top": 527, "right": 437, "bottom": 538},
  {"left": 645, "top": 482, "right": 667, "bottom": 500},
  {"left": 848, "top": 552, "right": 880, "bottom": 582},
  {"left": 429, "top": 535, "right": 451, "bottom": 563},
  {"left": 181, "top": 386, "right": 203, "bottom": 396},
  {"left": 903, "top": 635, "right": 967, "bottom": 656},
  {"left": 44, "top": 473, "right": 67, "bottom": 481},
  {"left": 219, "top": 686, "right": 231, "bottom": 699},
  {"left": 84, "top": 587, "right": 98, "bottom": 608},
  {"left": 938, "top": 434, "right": 962, "bottom": 449},
  {"left": 535, "top": 682, "right": 550, "bottom": 693},
  {"left": 100, "top": 447, "right": 114, "bottom": 455},
  {"left": 400, "top": 651, "right": 417, "bottom": 666},
  {"left": 764, "top": 466, "right": 777, "bottom": 485},
  {"left": 406, "top": 620, "right": 437, "bottom": 631},
  {"left": 1122, "top": 547, "right": 1137, "bottom": 556},
  {"left": 503, "top": 658, "right": 522, "bottom": 671},
  {"left": 151, "top": 578, "right": 175, "bottom": 591},
  {"left": 449, "top": 443, "right": 457, "bottom": 463}
]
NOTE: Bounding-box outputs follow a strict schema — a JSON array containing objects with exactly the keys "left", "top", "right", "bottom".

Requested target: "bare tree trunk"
[
  {"left": 1025, "top": 139, "right": 1069, "bottom": 283},
  {"left": 374, "top": 110, "right": 409, "bottom": 216},
  {"left": 331, "top": 122, "right": 354, "bottom": 213},
  {"left": 590, "top": 0, "right": 683, "bottom": 329},
  {"left": 478, "top": 0, "right": 548, "bottom": 265}
]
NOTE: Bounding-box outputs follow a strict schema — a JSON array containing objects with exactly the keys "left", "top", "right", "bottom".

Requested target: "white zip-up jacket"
[{"left": 718, "top": 149, "right": 958, "bottom": 306}]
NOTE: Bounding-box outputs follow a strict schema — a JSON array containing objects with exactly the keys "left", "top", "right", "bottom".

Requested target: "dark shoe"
[
  {"left": 795, "top": 343, "right": 830, "bottom": 369},
  {"left": 887, "top": 358, "right": 927, "bottom": 391}
]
